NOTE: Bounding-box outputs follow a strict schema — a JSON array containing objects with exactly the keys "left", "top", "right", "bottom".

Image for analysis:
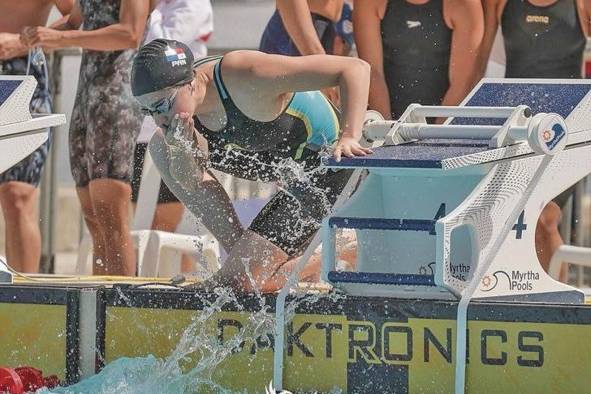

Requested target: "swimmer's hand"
[
  {"left": 165, "top": 113, "right": 207, "bottom": 187},
  {"left": 333, "top": 136, "right": 373, "bottom": 162}
]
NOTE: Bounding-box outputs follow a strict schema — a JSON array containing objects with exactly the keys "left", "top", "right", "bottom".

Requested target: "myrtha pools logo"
[
  {"left": 165, "top": 46, "right": 187, "bottom": 67},
  {"left": 542, "top": 123, "right": 566, "bottom": 151},
  {"left": 480, "top": 270, "right": 540, "bottom": 292}
]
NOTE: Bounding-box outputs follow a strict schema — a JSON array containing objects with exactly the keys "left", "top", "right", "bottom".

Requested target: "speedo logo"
[
  {"left": 526, "top": 15, "right": 550, "bottom": 24},
  {"left": 543, "top": 123, "right": 566, "bottom": 150}
]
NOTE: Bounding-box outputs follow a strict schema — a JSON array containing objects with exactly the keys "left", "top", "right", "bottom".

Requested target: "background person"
[
  {"left": 479, "top": 0, "right": 591, "bottom": 281},
  {"left": 0, "top": 0, "right": 74, "bottom": 273},
  {"left": 333, "top": 0, "right": 354, "bottom": 57},
  {"left": 131, "top": 0, "right": 213, "bottom": 274},
  {"left": 354, "top": 0, "right": 484, "bottom": 120},
  {"left": 259, "top": 0, "right": 345, "bottom": 103},
  {"left": 21, "top": 0, "right": 152, "bottom": 276},
  {"left": 259, "top": 0, "right": 344, "bottom": 56}
]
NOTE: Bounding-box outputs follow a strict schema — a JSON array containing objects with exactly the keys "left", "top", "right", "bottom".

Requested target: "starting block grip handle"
[
  {"left": 411, "top": 106, "right": 524, "bottom": 119},
  {"left": 399, "top": 124, "right": 529, "bottom": 142}
]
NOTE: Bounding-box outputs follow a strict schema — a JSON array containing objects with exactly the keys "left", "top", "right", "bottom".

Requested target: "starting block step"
[
  {"left": 329, "top": 217, "right": 435, "bottom": 232},
  {"left": 0, "top": 76, "right": 66, "bottom": 174},
  {"left": 327, "top": 271, "right": 436, "bottom": 286}
]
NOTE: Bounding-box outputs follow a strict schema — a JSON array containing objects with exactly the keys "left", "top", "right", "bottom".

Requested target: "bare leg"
[
  {"left": 209, "top": 230, "right": 289, "bottom": 292},
  {"left": 536, "top": 202, "right": 568, "bottom": 282},
  {"left": 89, "top": 179, "right": 135, "bottom": 276},
  {"left": 150, "top": 202, "right": 184, "bottom": 231},
  {"left": 149, "top": 131, "right": 243, "bottom": 253},
  {"left": 0, "top": 182, "right": 41, "bottom": 273},
  {"left": 77, "top": 186, "right": 107, "bottom": 274}
]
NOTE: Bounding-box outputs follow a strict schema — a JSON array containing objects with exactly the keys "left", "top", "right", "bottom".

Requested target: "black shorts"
[
  {"left": 132, "top": 142, "right": 179, "bottom": 204},
  {"left": 208, "top": 142, "right": 353, "bottom": 257}
]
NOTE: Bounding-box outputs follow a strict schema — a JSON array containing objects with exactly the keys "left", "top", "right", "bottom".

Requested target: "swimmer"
[
  {"left": 479, "top": 0, "right": 591, "bottom": 281},
  {"left": 131, "top": 39, "right": 371, "bottom": 292},
  {"left": 131, "top": 0, "right": 214, "bottom": 274}
]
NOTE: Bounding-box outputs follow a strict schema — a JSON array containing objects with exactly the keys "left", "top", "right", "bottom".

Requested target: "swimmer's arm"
[
  {"left": 276, "top": 0, "right": 327, "bottom": 55},
  {"left": 22, "top": 0, "right": 150, "bottom": 50},
  {"left": 149, "top": 128, "right": 244, "bottom": 253},
  {"left": 353, "top": 0, "right": 392, "bottom": 120},
  {"left": 440, "top": 0, "right": 484, "bottom": 109},
  {"left": 478, "top": 0, "right": 502, "bottom": 78},
  {"left": 226, "top": 51, "right": 369, "bottom": 142}
]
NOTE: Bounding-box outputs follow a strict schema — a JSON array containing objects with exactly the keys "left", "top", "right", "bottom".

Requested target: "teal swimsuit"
[
  {"left": 194, "top": 56, "right": 340, "bottom": 161},
  {"left": 192, "top": 56, "right": 351, "bottom": 256}
]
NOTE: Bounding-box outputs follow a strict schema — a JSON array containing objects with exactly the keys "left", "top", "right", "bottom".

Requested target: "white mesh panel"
[{"left": 0, "top": 77, "right": 35, "bottom": 126}]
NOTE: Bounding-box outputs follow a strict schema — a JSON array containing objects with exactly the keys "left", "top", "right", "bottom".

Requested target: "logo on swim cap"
[{"left": 165, "top": 46, "right": 187, "bottom": 67}]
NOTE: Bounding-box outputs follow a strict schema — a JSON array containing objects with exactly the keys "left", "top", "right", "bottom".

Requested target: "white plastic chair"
[
  {"left": 548, "top": 244, "right": 591, "bottom": 280},
  {"left": 75, "top": 150, "right": 220, "bottom": 277}
]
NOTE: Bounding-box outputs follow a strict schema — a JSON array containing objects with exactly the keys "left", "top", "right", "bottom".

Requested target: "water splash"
[{"left": 47, "top": 102, "right": 353, "bottom": 393}]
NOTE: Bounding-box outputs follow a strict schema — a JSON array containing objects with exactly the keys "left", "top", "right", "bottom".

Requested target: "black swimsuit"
[
  {"left": 380, "top": 0, "right": 452, "bottom": 118},
  {"left": 191, "top": 57, "right": 352, "bottom": 256},
  {"left": 501, "top": 0, "right": 585, "bottom": 207},
  {"left": 502, "top": 0, "right": 586, "bottom": 78}
]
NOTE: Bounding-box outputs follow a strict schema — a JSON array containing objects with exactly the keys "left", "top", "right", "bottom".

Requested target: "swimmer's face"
[{"left": 136, "top": 83, "right": 197, "bottom": 129}]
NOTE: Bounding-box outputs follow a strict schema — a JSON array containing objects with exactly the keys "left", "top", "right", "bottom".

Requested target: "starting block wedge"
[{"left": 0, "top": 76, "right": 66, "bottom": 173}]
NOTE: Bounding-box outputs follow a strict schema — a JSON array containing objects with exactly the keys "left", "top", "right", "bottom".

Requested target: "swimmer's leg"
[
  {"left": 277, "top": 237, "right": 359, "bottom": 284},
  {"left": 149, "top": 130, "right": 243, "bottom": 253},
  {"left": 209, "top": 230, "right": 291, "bottom": 293},
  {"left": 207, "top": 230, "right": 359, "bottom": 293}
]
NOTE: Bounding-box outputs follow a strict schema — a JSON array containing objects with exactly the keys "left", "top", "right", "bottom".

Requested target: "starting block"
[
  {"left": 0, "top": 76, "right": 66, "bottom": 173},
  {"left": 321, "top": 79, "right": 591, "bottom": 304}
]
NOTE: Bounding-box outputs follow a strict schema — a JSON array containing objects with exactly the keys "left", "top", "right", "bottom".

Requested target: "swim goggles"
[{"left": 140, "top": 89, "right": 179, "bottom": 116}]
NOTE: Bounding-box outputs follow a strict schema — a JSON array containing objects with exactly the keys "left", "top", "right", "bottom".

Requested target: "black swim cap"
[{"left": 131, "top": 38, "right": 195, "bottom": 96}]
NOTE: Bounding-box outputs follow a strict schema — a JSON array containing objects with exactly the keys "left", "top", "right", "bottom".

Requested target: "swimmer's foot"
[{"left": 205, "top": 257, "right": 319, "bottom": 294}]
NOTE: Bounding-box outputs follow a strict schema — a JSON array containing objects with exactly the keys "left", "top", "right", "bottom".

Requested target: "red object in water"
[
  {"left": 0, "top": 366, "right": 60, "bottom": 393},
  {"left": 0, "top": 368, "right": 24, "bottom": 394}
]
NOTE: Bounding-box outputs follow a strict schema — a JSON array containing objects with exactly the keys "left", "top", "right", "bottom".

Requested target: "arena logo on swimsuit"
[
  {"left": 165, "top": 46, "right": 187, "bottom": 67},
  {"left": 526, "top": 15, "right": 550, "bottom": 24}
]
